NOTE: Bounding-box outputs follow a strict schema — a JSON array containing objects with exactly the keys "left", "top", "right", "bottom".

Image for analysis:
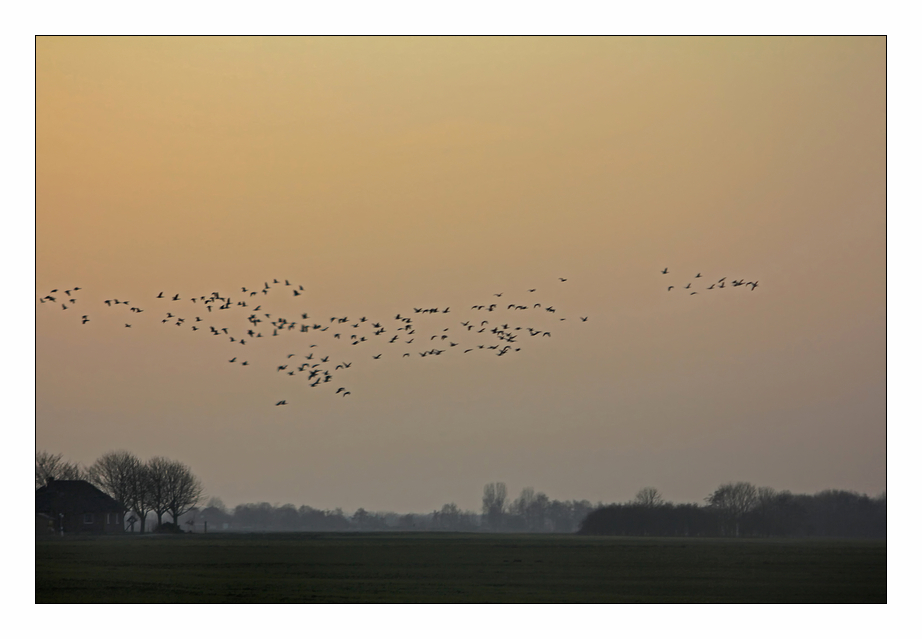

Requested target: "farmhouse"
[{"left": 35, "top": 478, "right": 126, "bottom": 535}]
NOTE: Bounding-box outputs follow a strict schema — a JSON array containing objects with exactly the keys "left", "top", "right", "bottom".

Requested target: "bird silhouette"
[
  {"left": 276, "top": 400, "right": 287, "bottom": 406},
  {"left": 661, "top": 268, "right": 668, "bottom": 274}
]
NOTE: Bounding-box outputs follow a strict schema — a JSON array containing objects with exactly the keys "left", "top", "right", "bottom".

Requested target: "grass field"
[{"left": 35, "top": 533, "right": 886, "bottom": 603}]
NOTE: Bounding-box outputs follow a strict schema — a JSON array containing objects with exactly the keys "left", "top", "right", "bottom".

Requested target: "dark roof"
[{"left": 36, "top": 480, "right": 125, "bottom": 514}]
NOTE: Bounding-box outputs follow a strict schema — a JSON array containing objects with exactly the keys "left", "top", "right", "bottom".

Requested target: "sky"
[{"left": 34, "top": 36, "right": 886, "bottom": 515}]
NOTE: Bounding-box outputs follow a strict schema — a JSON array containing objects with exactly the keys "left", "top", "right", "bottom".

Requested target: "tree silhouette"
[
  {"left": 633, "top": 487, "right": 665, "bottom": 508},
  {"left": 87, "top": 450, "right": 142, "bottom": 523},
  {"left": 163, "top": 459, "right": 204, "bottom": 527},
  {"left": 705, "top": 482, "right": 759, "bottom": 537},
  {"left": 482, "top": 482, "right": 507, "bottom": 531},
  {"left": 35, "top": 450, "right": 85, "bottom": 488}
]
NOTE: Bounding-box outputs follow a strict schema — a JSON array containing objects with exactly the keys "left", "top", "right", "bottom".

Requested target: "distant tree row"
[
  {"left": 36, "top": 450, "right": 204, "bottom": 533},
  {"left": 181, "top": 483, "right": 598, "bottom": 533},
  {"left": 481, "top": 482, "right": 598, "bottom": 533},
  {"left": 36, "top": 456, "right": 885, "bottom": 538},
  {"left": 578, "top": 482, "right": 886, "bottom": 539}
]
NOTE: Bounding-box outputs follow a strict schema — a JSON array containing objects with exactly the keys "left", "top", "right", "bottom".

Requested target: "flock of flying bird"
[
  {"left": 38, "top": 268, "right": 758, "bottom": 407},
  {"left": 660, "top": 267, "right": 759, "bottom": 294},
  {"left": 39, "top": 277, "right": 591, "bottom": 406}
]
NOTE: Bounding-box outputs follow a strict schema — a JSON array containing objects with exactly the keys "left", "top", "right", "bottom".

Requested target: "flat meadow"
[{"left": 35, "top": 533, "right": 885, "bottom": 603}]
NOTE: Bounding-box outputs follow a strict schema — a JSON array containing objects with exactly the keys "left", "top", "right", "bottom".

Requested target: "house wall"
[{"left": 60, "top": 511, "right": 126, "bottom": 534}]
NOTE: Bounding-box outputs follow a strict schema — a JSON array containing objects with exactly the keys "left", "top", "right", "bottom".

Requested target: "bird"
[
  {"left": 661, "top": 268, "right": 668, "bottom": 274},
  {"left": 81, "top": 316, "right": 89, "bottom": 324},
  {"left": 229, "top": 358, "right": 236, "bottom": 363},
  {"left": 668, "top": 286, "right": 674, "bottom": 291},
  {"left": 695, "top": 273, "right": 702, "bottom": 278},
  {"left": 580, "top": 317, "right": 588, "bottom": 322},
  {"left": 172, "top": 294, "right": 180, "bottom": 301},
  {"left": 157, "top": 292, "right": 163, "bottom": 298},
  {"left": 125, "top": 324, "right": 131, "bottom": 328},
  {"left": 276, "top": 400, "right": 287, "bottom": 406},
  {"left": 559, "top": 278, "right": 567, "bottom": 282}
]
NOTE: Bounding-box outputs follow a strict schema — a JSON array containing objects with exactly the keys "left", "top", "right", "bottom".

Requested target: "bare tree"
[
  {"left": 164, "top": 459, "right": 204, "bottom": 527},
  {"left": 706, "top": 481, "right": 759, "bottom": 536},
  {"left": 146, "top": 456, "right": 173, "bottom": 528},
  {"left": 87, "top": 451, "right": 140, "bottom": 513},
  {"left": 433, "top": 503, "right": 462, "bottom": 530},
  {"left": 510, "top": 487, "right": 551, "bottom": 532},
  {"left": 482, "top": 482, "right": 507, "bottom": 531},
  {"left": 124, "top": 462, "right": 153, "bottom": 533},
  {"left": 86, "top": 450, "right": 155, "bottom": 532},
  {"left": 634, "top": 487, "right": 665, "bottom": 508},
  {"left": 35, "top": 450, "right": 85, "bottom": 488}
]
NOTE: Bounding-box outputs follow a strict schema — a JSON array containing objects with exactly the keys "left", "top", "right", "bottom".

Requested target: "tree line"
[
  {"left": 36, "top": 454, "right": 885, "bottom": 538},
  {"left": 36, "top": 450, "right": 203, "bottom": 533},
  {"left": 191, "top": 488, "right": 598, "bottom": 533},
  {"left": 578, "top": 483, "right": 886, "bottom": 538}
]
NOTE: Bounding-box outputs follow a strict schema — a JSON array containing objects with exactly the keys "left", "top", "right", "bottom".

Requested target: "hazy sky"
[{"left": 35, "top": 36, "right": 885, "bottom": 513}]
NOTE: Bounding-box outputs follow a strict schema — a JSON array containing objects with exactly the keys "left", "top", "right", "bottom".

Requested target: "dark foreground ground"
[{"left": 35, "top": 533, "right": 885, "bottom": 603}]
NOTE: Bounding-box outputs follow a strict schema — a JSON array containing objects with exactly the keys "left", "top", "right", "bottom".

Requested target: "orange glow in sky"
[{"left": 36, "top": 36, "right": 885, "bottom": 512}]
